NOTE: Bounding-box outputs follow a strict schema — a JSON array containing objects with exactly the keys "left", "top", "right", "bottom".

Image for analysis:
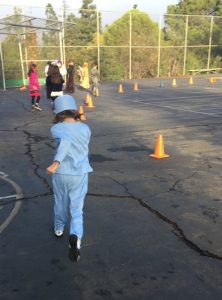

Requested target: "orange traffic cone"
[
  {"left": 19, "top": 86, "right": 27, "bottom": 91},
  {"left": 84, "top": 93, "right": 90, "bottom": 106},
  {"left": 118, "top": 83, "right": 123, "bottom": 93},
  {"left": 78, "top": 105, "right": 86, "bottom": 121},
  {"left": 150, "top": 134, "right": 170, "bottom": 159},
  {"left": 133, "top": 82, "right": 138, "bottom": 91},
  {"left": 87, "top": 96, "right": 95, "bottom": 108}
]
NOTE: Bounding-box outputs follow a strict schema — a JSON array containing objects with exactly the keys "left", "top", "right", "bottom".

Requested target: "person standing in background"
[
  {"left": 80, "top": 62, "right": 90, "bottom": 89},
  {"left": 76, "top": 63, "right": 83, "bottom": 83},
  {"left": 47, "top": 65, "right": 64, "bottom": 109},
  {"left": 45, "top": 63, "right": 54, "bottom": 101},
  {"left": 90, "top": 62, "right": 99, "bottom": 96},
  {"left": 66, "top": 61, "right": 75, "bottom": 93},
  {"left": 57, "top": 60, "right": 67, "bottom": 82},
  {"left": 28, "top": 63, "right": 42, "bottom": 111}
]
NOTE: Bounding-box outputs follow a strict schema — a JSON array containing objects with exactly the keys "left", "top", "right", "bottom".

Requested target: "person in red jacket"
[{"left": 28, "top": 63, "right": 42, "bottom": 111}]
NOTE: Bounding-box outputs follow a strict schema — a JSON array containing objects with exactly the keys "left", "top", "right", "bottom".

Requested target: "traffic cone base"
[
  {"left": 150, "top": 134, "right": 170, "bottom": 159},
  {"left": 150, "top": 153, "right": 170, "bottom": 159}
]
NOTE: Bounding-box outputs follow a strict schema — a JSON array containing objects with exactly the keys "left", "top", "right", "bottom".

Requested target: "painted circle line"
[{"left": 0, "top": 173, "right": 23, "bottom": 234}]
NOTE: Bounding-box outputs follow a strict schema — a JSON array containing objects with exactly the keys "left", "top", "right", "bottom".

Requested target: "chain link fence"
[{"left": 0, "top": 4, "right": 222, "bottom": 88}]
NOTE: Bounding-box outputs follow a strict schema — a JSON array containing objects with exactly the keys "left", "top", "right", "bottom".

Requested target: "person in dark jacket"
[
  {"left": 45, "top": 63, "right": 53, "bottom": 101},
  {"left": 46, "top": 65, "right": 64, "bottom": 109},
  {"left": 66, "top": 61, "right": 75, "bottom": 93}
]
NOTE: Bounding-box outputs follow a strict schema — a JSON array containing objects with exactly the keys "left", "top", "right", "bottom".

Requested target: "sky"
[{"left": 1, "top": 0, "right": 180, "bottom": 21}]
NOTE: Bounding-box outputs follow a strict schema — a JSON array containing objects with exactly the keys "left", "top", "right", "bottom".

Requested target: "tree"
[
  {"left": 64, "top": 0, "right": 101, "bottom": 66},
  {"left": 164, "top": 0, "right": 222, "bottom": 73},
  {"left": 42, "top": 3, "right": 59, "bottom": 61},
  {"left": 102, "top": 9, "right": 159, "bottom": 79},
  {"left": 2, "top": 7, "right": 23, "bottom": 81}
]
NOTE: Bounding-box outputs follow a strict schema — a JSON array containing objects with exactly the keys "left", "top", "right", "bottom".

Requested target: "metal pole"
[
  {"left": 0, "top": 40, "right": 6, "bottom": 90},
  {"left": 62, "top": 2, "right": 66, "bottom": 64},
  {"left": 157, "top": 15, "right": 162, "bottom": 78},
  {"left": 23, "top": 36, "right": 29, "bottom": 76},
  {"left": 62, "top": 26, "right": 66, "bottom": 64},
  {"left": 129, "top": 13, "right": 132, "bottom": 80},
  {"left": 207, "top": 16, "right": 214, "bottom": 71},
  {"left": 59, "top": 31, "right": 63, "bottom": 63},
  {"left": 183, "top": 15, "right": 189, "bottom": 76},
  {"left": 97, "top": 10, "right": 100, "bottom": 78},
  {"left": 18, "top": 36, "right": 26, "bottom": 86},
  {"left": 23, "top": 26, "right": 29, "bottom": 75}
]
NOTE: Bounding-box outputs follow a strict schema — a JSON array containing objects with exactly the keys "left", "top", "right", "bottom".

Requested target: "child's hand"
[{"left": 46, "top": 161, "right": 60, "bottom": 174}]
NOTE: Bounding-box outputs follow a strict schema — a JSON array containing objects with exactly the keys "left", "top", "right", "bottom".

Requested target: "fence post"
[
  {"left": 59, "top": 31, "right": 63, "bottom": 65},
  {"left": 207, "top": 16, "right": 214, "bottom": 72},
  {"left": 62, "top": 3, "right": 66, "bottom": 64},
  {"left": 18, "top": 35, "right": 26, "bottom": 86},
  {"left": 157, "top": 15, "right": 162, "bottom": 78},
  {"left": 0, "top": 40, "right": 6, "bottom": 90},
  {"left": 129, "top": 13, "right": 132, "bottom": 80},
  {"left": 183, "top": 15, "right": 189, "bottom": 76},
  {"left": 97, "top": 10, "right": 100, "bottom": 78}
]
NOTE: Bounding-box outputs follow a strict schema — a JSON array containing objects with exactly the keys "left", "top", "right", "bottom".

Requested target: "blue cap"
[{"left": 54, "top": 95, "right": 78, "bottom": 114}]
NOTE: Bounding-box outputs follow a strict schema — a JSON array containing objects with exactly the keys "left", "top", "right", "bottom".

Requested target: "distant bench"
[{"left": 188, "top": 68, "right": 222, "bottom": 75}]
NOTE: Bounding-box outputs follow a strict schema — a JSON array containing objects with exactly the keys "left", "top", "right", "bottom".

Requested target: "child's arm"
[{"left": 46, "top": 139, "right": 71, "bottom": 174}]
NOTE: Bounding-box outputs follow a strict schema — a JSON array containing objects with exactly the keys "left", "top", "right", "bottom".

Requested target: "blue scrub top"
[{"left": 51, "top": 121, "right": 93, "bottom": 175}]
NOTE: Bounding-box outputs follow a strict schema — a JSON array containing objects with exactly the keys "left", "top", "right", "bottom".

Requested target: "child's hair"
[
  {"left": 28, "top": 63, "right": 37, "bottom": 76},
  {"left": 53, "top": 110, "right": 81, "bottom": 123},
  {"left": 51, "top": 65, "right": 63, "bottom": 84}
]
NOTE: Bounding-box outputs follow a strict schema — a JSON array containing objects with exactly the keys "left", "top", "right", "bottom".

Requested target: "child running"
[
  {"left": 28, "top": 63, "right": 42, "bottom": 111},
  {"left": 46, "top": 95, "right": 93, "bottom": 262}
]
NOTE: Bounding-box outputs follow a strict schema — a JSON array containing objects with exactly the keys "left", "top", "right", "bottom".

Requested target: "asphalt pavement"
[{"left": 1, "top": 77, "right": 222, "bottom": 300}]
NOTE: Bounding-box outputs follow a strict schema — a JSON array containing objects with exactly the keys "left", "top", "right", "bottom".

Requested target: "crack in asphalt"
[
  {"left": 2, "top": 159, "right": 221, "bottom": 260},
  {"left": 2, "top": 118, "right": 221, "bottom": 260},
  {"left": 89, "top": 172, "right": 222, "bottom": 261},
  {"left": 23, "top": 130, "right": 53, "bottom": 193}
]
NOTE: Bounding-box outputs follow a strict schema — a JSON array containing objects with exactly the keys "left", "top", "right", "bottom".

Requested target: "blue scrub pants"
[{"left": 52, "top": 173, "right": 88, "bottom": 239}]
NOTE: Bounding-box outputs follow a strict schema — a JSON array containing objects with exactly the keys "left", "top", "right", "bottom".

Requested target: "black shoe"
[{"left": 69, "top": 234, "right": 80, "bottom": 262}]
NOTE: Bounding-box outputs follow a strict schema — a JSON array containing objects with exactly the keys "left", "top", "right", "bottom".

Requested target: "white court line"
[
  {"left": 0, "top": 194, "right": 17, "bottom": 200},
  {"left": 0, "top": 174, "right": 23, "bottom": 234},
  {"left": 133, "top": 100, "right": 221, "bottom": 117},
  {"left": 134, "top": 94, "right": 222, "bottom": 103}
]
